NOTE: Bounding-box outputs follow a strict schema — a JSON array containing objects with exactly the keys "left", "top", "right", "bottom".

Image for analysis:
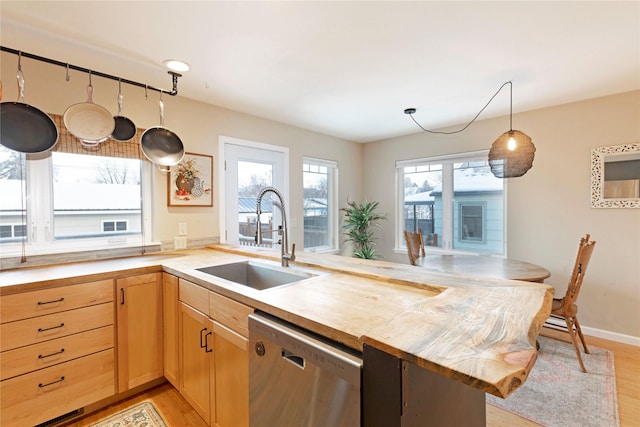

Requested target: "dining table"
[{"left": 419, "top": 254, "right": 551, "bottom": 282}]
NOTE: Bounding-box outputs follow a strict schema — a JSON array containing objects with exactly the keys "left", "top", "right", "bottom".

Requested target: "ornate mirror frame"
[{"left": 591, "top": 142, "right": 640, "bottom": 208}]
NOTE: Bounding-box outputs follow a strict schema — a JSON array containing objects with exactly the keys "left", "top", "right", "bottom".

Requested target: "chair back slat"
[
  {"left": 404, "top": 228, "right": 426, "bottom": 266},
  {"left": 564, "top": 234, "right": 596, "bottom": 306}
]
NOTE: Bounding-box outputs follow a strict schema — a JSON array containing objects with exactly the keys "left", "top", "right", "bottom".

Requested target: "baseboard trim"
[
  {"left": 582, "top": 325, "right": 640, "bottom": 347},
  {"left": 545, "top": 317, "right": 640, "bottom": 347}
]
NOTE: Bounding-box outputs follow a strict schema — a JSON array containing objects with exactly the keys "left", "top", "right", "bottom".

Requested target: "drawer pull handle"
[
  {"left": 38, "top": 323, "right": 65, "bottom": 332},
  {"left": 38, "top": 376, "right": 65, "bottom": 388},
  {"left": 37, "top": 297, "right": 65, "bottom": 305},
  {"left": 38, "top": 349, "right": 65, "bottom": 359}
]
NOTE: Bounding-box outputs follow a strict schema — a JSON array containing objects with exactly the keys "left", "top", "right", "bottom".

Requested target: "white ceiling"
[{"left": 1, "top": 1, "right": 638, "bottom": 143}]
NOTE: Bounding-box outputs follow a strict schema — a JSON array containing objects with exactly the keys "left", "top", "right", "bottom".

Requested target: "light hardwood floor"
[{"left": 65, "top": 329, "right": 639, "bottom": 427}]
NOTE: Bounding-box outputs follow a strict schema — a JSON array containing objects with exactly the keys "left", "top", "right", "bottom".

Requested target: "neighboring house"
[
  {"left": 0, "top": 180, "right": 141, "bottom": 241},
  {"left": 427, "top": 174, "right": 503, "bottom": 254},
  {"left": 238, "top": 197, "right": 273, "bottom": 243}
]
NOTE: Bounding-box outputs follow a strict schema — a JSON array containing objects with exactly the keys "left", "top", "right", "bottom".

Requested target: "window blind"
[{"left": 50, "top": 114, "right": 146, "bottom": 160}]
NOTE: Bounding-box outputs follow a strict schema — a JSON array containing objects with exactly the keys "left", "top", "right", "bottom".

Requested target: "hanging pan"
[
  {"left": 63, "top": 72, "right": 115, "bottom": 147},
  {"left": 111, "top": 79, "right": 136, "bottom": 142},
  {"left": 0, "top": 54, "right": 58, "bottom": 153},
  {"left": 140, "top": 94, "right": 184, "bottom": 169}
]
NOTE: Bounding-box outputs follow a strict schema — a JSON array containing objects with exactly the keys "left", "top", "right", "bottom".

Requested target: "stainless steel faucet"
[{"left": 255, "top": 186, "right": 296, "bottom": 267}]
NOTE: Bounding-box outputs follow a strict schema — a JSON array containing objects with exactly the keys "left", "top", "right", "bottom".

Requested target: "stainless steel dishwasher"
[{"left": 249, "top": 312, "right": 363, "bottom": 427}]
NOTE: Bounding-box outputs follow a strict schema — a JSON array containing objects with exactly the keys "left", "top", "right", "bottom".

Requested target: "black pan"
[
  {"left": 111, "top": 80, "right": 136, "bottom": 142},
  {"left": 140, "top": 98, "right": 184, "bottom": 167},
  {"left": 0, "top": 65, "right": 58, "bottom": 153}
]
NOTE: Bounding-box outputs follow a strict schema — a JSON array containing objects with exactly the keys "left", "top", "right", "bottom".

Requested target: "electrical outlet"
[
  {"left": 178, "top": 223, "right": 187, "bottom": 236},
  {"left": 175, "top": 236, "right": 187, "bottom": 250}
]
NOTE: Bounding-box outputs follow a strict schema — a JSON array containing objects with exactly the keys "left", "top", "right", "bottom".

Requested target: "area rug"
[
  {"left": 90, "top": 401, "right": 167, "bottom": 427},
  {"left": 487, "top": 336, "right": 619, "bottom": 427}
]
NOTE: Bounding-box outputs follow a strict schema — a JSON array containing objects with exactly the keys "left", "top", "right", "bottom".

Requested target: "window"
[
  {"left": 397, "top": 151, "right": 505, "bottom": 255},
  {"left": 102, "top": 220, "right": 129, "bottom": 233},
  {"left": 0, "top": 224, "right": 26, "bottom": 239},
  {"left": 459, "top": 203, "right": 485, "bottom": 242},
  {"left": 303, "top": 157, "right": 338, "bottom": 252},
  {"left": 0, "top": 139, "right": 149, "bottom": 259}
]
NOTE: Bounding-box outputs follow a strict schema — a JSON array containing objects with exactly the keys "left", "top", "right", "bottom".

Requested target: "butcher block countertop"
[{"left": 0, "top": 245, "right": 554, "bottom": 398}]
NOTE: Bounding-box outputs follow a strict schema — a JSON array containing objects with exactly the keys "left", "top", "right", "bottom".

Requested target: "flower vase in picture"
[{"left": 168, "top": 153, "right": 213, "bottom": 206}]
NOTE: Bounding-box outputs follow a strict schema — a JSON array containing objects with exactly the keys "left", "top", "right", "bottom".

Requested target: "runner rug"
[
  {"left": 486, "top": 335, "right": 619, "bottom": 427},
  {"left": 90, "top": 401, "right": 167, "bottom": 427}
]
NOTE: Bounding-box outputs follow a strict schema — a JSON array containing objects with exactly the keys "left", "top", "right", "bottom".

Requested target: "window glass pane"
[
  {"left": 0, "top": 225, "right": 11, "bottom": 238},
  {"left": 237, "top": 161, "right": 273, "bottom": 245},
  {"left": 460, "top": 204, "right": 484, "bottom": 241},
  {"left": 52, "top": 153, "right": 142, "bottom": 239},
  {"left": 14, "top": 224, "right": 26, "bottom": 237},
  {"left": 303, "top": 162, "right": 329, "bottom": 249},
  {"left": 452, "top": 161, "right": 503, "bottom": 253},
  {"left": 403, "top": 165, "right": 442, "bottom": 248},
  {"left": 0, "top": 146, "right": 26, "bottom": 243}
]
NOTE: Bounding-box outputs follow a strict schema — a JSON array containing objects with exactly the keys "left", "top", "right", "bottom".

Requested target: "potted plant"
[{"left": 340, "top": 200, "right": 387, "bottom": 259}]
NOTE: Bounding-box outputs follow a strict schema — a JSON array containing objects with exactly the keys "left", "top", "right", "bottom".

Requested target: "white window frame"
[
  {"left": 303, "top": 157, "right": 339, "bottom": 253},
  {"left": 0, "top": 152, "right": 153, "bottom": 259},
  {"left": 395, "top": 150, "right": 507, "bottom": 255}
]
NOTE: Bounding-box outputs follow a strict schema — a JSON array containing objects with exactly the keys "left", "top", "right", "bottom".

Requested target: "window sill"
[{"left": 0, "top": 243, "right": 162, "bottom": 270}]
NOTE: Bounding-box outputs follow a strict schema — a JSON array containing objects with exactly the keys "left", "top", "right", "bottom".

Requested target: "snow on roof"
[
  {"left": 0, "top": 180, "right": 141, "bottom": 211},
  {"left": 430, "top": 173, "right": 503, "bottom": 196}
]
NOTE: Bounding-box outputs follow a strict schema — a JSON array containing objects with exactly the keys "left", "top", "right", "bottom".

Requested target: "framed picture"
[{"left": 168, "top": 152, "right": 213, "bottom": 206}]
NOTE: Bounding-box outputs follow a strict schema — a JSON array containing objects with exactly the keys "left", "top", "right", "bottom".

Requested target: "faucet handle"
[{"left": 289, "top": 243, "right": 296, "bottom": 262}]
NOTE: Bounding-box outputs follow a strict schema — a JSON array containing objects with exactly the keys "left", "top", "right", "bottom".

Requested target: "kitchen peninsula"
[{"left": 0, "top": 245, "right": 553, "bottom": 426}]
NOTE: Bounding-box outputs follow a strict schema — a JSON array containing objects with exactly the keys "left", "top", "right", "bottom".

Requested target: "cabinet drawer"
[
  {"left": 210, "top": 292, "right": 253, "bottom": 338},
  {"left": 1, "top": 349, "right": 115, "bottom": 427},
  {"left": 0, "top": 279, "right": 114, "bottom": 324},
  {"left": 1, "top": 325, "right": 114, "bottom": 380},
  {"left": 1, "top": 302, "right": 113, "bottom": 352},
  {"left": 179, "top": 278, "right": 209, "bottom": 314}
]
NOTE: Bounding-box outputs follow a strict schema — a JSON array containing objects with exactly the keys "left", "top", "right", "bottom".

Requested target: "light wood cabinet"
[
  {"left": 163, "top": 272, "right": 180, "bottom": 388},
  {"left": 116, "top": 272, "right": 163, "bottom": 393},
  {"left": 0, "top": 279, "right": 115, "bottom": 427},
  {"left": 179, "top": 300, "right": 212, "bottom": 424},
  {"left": 178, "top": 278, "right": 252, "bottom": 427},
  {"left": 212, "top": 321, "right": 249, "bottom": 427}
]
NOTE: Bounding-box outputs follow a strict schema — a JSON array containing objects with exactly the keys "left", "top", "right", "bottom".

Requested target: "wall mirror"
[{"left": 591, "top": 142, "right": 640, "bottom": 208}]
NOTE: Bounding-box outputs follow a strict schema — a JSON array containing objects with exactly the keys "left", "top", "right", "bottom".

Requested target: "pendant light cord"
[{"left": 407, "top": 81, "right": 513, "bottom": 135}]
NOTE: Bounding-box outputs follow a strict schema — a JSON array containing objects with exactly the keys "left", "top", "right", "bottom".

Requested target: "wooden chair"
[
  {"left": 404, "top": 228, "right": 426, "bottom": 266},
  {"left": 545, "top": 233, "right": 596, "bottom": 372}
]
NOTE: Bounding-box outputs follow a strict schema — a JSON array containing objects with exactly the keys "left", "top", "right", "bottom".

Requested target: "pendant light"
[
  {"left": 404, "top": 81, "right": 536, "bottom": 178},
  {"left": 487, "top": 82, "right": 536, "bottom": 178}
]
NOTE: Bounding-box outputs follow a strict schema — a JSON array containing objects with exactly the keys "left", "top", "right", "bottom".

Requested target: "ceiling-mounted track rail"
[{"left": 0, "top": 45, "right": 181, "bottom": 96}]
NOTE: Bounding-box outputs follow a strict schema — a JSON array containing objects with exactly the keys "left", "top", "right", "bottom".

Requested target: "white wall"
[
  {"left": 0, "top": 51, "right": 364, "bottom": 250},
  {"left": 363, "top": 90, "right": 640, "bottom": 339}
]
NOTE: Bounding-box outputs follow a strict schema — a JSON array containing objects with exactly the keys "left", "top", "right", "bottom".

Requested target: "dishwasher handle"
[{"left": 282, "top": 349, "right": 305, "bottom": 369}]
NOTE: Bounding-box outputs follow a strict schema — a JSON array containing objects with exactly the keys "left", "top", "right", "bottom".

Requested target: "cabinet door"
[
  {"left": 163, "top": 273, "right": 179, "bottom": 388},
  {"left": 180, "top": 302, "right": 212, "bottom": 425},
  {"left": 116, "top": 272, "right": 163, "bottom": 393},
  {"left": 213, "top": 321, "right": 249, "bottom": 427}
]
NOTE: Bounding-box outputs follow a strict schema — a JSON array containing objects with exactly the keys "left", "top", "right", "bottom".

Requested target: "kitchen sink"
[{"left": 196, "top": 260, "right": 323, "bottom": 291}]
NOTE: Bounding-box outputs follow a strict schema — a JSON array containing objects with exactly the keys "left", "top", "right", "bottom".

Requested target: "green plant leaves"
[{"left": 340, "top": 200, "right": 387, "bottom": 259}]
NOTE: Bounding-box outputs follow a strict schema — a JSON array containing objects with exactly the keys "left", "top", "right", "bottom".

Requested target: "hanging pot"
[
  {"left": 63, "top": 73, "right": 115, "bottom": 146},
  {"left": 0, "top": 57, "right": 58, "bottom": 153},
  {"left": 111, "top": 80, "right": 136, "bottom": 142},
  {"left": 140, "top": 95, "right": 184, "bottom": 168}
]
